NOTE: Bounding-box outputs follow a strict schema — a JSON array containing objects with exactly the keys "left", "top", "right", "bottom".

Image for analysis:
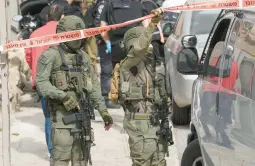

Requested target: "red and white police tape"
[{"left": 0, "top": 0, "right": 254, "bottom": 52}]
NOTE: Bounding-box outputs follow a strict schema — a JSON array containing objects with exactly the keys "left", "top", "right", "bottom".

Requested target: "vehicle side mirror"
[
  {"left": 177, "top": 48, "right": 199, "bottom": 74},
  {"left": 181, "top": 35, "right": 197, "bottom": 48},
  {"left": 12, "top": 15, "right": 23, "bottom": 22},
  {"left": 162, "top": 23, "right": 172, "bottom": 37}
]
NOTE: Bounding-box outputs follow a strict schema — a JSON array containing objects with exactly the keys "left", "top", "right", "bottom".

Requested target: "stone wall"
[{"left": 7, "top": 48, "right": 32, "bottom": 111}]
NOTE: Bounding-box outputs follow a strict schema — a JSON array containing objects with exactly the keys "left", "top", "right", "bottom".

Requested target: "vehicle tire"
[
  {"left": 172, "top": 98, "right": 190, "bottom": 125},
  {"left": 181, "top": 139, "right": 203, "bottom": 166}
]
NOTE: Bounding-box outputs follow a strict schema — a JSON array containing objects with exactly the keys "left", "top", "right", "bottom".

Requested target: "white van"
[{"left": 164, "top": 0, "right": 221, "bottom": 125}]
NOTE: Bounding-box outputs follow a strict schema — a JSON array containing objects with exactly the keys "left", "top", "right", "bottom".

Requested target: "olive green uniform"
[
  {"left": 35, "top": 16, "right": 112, "bottom": 166},
  {"left": 83, "top": 36, "right": 98, "bottom": 74},
  {"left": 82, "top": 0, "right": 98, "bottom": 74},
  {"left": 119, "top": 23, "right": 167, "bottom": 166}
]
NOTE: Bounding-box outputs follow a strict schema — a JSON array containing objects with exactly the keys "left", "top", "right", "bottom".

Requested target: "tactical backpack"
[
  {"left": 107, "top": 0, "right": 144, "bottom": 37},
  {"left": 84, "top": 3, "right": 98, "bottom": 28},
  {"left": 84, "top": 0, "right": 105, "bottom": 28}
]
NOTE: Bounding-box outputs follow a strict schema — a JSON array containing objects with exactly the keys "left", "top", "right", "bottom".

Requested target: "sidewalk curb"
[{"left": 169, "top": 120, "right": 180, "bottom": 166}]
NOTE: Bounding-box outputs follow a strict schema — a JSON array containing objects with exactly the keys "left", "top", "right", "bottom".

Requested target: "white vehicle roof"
[
  {"left": 162, "top": 0, "right": 187, "bottom": 13},
  {"left": 162, "top": 0, "right": 222, "bottom": 13}
]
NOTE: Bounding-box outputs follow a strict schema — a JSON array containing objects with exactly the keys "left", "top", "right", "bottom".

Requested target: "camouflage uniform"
[
  {"left": 35, "top": 16, "right": 113, "bottom": 166},
  {"left": 119, "top": 11, "right": 167, "bottom": 166}
]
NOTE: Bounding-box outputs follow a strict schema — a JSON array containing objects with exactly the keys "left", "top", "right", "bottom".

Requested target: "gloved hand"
[
  {"left": 62, "top": 95, "right": 80, "bottom": 111},
  {"left": 105, "top": 40, "right": 112, "bottom": 54},
  {"left": 151, "top": 8, "right": 164, "bottom": 24},
  {"left": 100, "top": 110, "right": 113, "bottom": 130}
]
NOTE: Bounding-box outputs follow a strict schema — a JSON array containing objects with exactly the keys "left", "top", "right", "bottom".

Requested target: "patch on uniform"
[{"left": 98, "top": 4, "right": 104, "bottom": 14}]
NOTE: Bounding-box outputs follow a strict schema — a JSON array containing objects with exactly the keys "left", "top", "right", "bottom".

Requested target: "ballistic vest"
[
  {"left": 119, "top": 60, "right": 157, "bottom": 113},
  {"left": 43, "top": 46, "right": 94, "bottom": 128},
  {"left": 50, "top": 46, "right": 93, "bottom": 98}
]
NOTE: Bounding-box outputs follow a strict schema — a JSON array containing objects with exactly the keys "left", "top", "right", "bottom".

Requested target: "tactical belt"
[
  {"left": 69, "top": 68, "right": 82, "bottom": 72},
  {"left": 125, "top": 112, "right": 151, "bottom": 120}
]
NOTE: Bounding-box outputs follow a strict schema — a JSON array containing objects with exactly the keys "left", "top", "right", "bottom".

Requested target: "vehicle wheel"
[
  {"left": 181, "top": 139, "right": 204, "bottom": 166},
  {"left": 172, "top": 98, "right": 190, "bottom": 125}
]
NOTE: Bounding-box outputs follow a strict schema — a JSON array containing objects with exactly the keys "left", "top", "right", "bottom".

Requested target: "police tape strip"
[
  {"left": 166, "top": 0, "right": 239, "bottom": 11},
  {"left": 243, "top": 0, "right": 255, "bottom": 7},
  {"left": 0, "top": 0, "right": 254, "bottom": 52},
  {"left": 0, "top": 14, "right": 153, "bottom": 52}
]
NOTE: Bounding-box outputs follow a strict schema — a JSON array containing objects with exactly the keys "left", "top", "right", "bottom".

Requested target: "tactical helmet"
[
  {"left": 123, "top": 26, "right": 146, "bottom": 53},
  {"left": 57, "top": 15, "right": 86, "bottom": 51}
]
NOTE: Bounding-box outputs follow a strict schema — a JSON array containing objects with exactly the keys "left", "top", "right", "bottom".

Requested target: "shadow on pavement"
[{"left": 11, "top": 137, "right": 48, "bottom": 161}]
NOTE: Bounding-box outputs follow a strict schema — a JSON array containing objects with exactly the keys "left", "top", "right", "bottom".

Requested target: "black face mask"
[{"left": 61, "top": 38, "right": 86, "bottom": 53}]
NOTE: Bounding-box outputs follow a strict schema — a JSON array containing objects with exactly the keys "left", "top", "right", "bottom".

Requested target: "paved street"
[
  {"left": 173, "top": 125, "right": 189, "bottom": 162},
  {"left": 0, "top": 62, "right": 190, "bottom": 166},
  {"left": 0, "top": 93, "right": 190, "bottom": 166}
]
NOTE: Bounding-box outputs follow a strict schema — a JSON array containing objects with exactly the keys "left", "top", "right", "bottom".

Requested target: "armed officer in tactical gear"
[
  {"left": 35, "top": 15, "right": 113, "bottom": 166},
  {"left": 119, "top": 8, "right": 171, "bottom": 166}
]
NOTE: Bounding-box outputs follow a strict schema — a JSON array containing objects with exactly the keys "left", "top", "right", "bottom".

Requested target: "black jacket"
[{"left": 64, "top": 4, "right": 84, "bottom": 19}]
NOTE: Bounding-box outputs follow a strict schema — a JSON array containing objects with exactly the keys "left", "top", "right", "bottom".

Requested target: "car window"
[
  {"left": 173, "top": 12, "right": 184, "bottom": 38},
  {"left": 190, "top": 10, "right": 220, "bottom": 35},
  {"left": 228, "top": 18, "right": 255, "bottom": 99},
  {"left": 202, "top": 18, "right": 231, "bottom": 80},
  {"left": 163, "top": 23, "right": 172, "bottom": 34},
  {"left": 163, "top": 11, "right": 179, "bottom": 23},
  {"left": 240, "top": 55, "right": 254, "bottom": 98}
]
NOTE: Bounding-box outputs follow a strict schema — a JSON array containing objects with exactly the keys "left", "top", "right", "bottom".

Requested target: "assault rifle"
[
  {"left": 62, "top": 89, "right": 95, "bottom": 165},
  {"left": 156, "top": 116, "right": 174, "bottom": 157},
  {"left": 154, "top": 98, "right": 174, "bottom": 157}
]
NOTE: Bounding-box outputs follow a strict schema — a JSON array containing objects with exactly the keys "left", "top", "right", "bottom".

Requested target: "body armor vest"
[
  {"left": 119, "top": 60, "right": 156, "bottom": 113},
  {"left": 45, "top": 46, "right": 94, "bottom": 128},
  {"left": 50, "top": 46, "right": 93, "bottom": 97}
]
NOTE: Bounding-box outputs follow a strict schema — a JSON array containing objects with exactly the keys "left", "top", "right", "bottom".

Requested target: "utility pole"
[{"left": 1, "top": 0, "right": 11, "bottom": 165}]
